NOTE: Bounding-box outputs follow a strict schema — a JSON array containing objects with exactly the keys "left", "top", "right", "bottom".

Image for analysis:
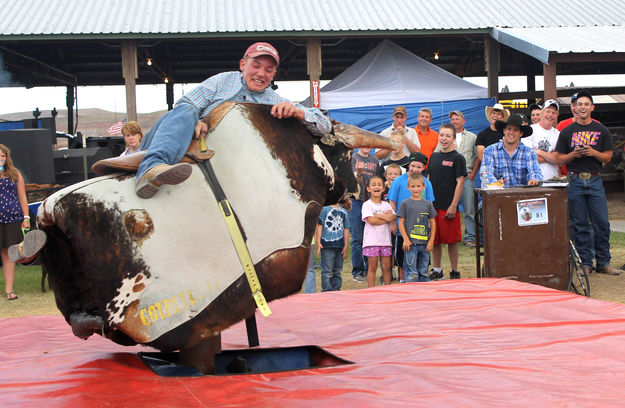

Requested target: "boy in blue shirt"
[{"left": 315, "top": 202, "right": 351, "bottom": 291}]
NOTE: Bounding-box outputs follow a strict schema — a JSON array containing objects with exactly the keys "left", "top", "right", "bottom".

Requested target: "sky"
[{"left": 1, "top": 74, "right": 624, "bottom": 117}]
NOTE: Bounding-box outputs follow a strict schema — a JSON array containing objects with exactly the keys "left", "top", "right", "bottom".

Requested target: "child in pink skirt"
[{"left": 362, "top": 176, "right": 396, "bottom": 287}]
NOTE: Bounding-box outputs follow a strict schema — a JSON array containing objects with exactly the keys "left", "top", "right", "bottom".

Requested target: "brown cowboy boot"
[
  {"left": 135, "top": 163, "right": 192, "bottom": 199},
  {"left": 9, "top": 230, "right": 47, "bottom": 263}
]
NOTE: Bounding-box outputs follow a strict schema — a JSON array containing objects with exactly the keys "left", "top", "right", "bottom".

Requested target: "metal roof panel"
[
  {"left": 493, "top": 26, "right": 625, "bottom": 63},
  {"left": 0, "top": 0, "right": 624, "bottom": 36}
]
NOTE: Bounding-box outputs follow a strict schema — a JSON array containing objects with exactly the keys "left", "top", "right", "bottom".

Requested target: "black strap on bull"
[{"left": 190, "top": 153, "right": 272, "bottom": 321}]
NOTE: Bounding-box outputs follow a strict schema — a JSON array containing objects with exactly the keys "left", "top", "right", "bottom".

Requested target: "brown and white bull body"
[{"left": 37, "top": 102, "right": 396, "bottom": 353}]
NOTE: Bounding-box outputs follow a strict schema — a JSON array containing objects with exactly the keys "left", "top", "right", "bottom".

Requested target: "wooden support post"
[
  {"left": 485, "top": 37, "right": 500, "bottom": 99},
  {"left": 66, "top": 85, "right": 75, "bottom": 134},
  {"left": 179, "top": 333, "right": 222, "bottom": 375},
  {"left": 526, "top": 74, "right": 536, "bottom": 103},
  {"left": 166, "top": 81, "right": 174, "bottom": 111},
  {"left": 121, "top": 41, "right": 138, "bottom": 122},
  {"left": 543, "top": 61, "right": 557, "bottom": 101},
  {"left": 307, "top": 39, "right": 322, "bottom": 108}
]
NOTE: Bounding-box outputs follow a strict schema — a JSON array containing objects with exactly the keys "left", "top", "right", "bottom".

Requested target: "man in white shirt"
[
  {"left": 375, "top": 106, "right": 421, "bottom": 160},
  {"left": 522, "top": 99, "right": 561, "bottom": 180}
]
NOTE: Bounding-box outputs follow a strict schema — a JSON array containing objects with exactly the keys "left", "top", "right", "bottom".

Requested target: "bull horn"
[{"left": 333, "top": 123, "right": 400, "bottom": 151}]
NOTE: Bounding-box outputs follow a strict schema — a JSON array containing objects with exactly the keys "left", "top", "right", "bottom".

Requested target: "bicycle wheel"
[{"left": 569, "top": 242, "right": 590, "bottom": 297}]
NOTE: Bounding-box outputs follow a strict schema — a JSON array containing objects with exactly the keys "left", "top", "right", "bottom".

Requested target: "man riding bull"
[
  {"left": 9, "top": 42, "right": 332, "bottom": 263},
  {"left": 135, "top": 42, "right": 332, "bottom": 199}
]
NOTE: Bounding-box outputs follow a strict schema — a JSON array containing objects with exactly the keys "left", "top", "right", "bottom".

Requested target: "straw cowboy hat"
[{"left": 485, "top": 103, "right": 510, "bottom": 122}]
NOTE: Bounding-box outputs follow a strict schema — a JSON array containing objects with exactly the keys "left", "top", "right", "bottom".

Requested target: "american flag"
[{"left": 108, "top": 119, "right": 126, "bottom": 135}]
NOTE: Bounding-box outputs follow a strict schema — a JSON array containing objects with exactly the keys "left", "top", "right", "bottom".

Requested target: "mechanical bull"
[{"left": 36, "top": 102, "right": 397, "bottom": 366}]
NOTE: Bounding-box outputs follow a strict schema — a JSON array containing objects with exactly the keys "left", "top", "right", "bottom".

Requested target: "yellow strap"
[
  {"left": 218, "top": 200, "right": 272, "bottom": 317},
  {"left": 199, "top": 133, "right": 208, "bottom": 152}
]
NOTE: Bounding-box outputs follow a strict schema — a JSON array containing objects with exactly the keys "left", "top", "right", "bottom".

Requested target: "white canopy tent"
[{"left": 304, "top": 40, "right": 492, "bottom": 133}]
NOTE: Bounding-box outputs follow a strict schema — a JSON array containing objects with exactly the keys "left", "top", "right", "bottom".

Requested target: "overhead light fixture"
[
  {"left": 164, "top": 76, "right": 169, "bottom": 84},
  {"left": 434, "top": 52, "right": 440, "bottom": 60},
  {"left": 147, "top": 58, "right": 152, "bottom": 66}
]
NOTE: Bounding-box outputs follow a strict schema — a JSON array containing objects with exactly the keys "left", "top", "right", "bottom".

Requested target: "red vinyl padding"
[{"left": 2, "top": 279, "right": 625, "bottom": 407}]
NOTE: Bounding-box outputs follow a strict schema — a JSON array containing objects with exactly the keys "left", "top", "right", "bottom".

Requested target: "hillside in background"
[{"left": 0, "top": 108, "right": 168, "bottom": 137}]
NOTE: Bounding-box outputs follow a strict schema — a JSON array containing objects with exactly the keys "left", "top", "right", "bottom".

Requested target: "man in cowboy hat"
[
  {"left": 475, "top": 102, "right": 510, "bottom": 186},
  {"left": 135, "top": 41, "right": 331, "bottom": 199},
  {"left": 480, "top": 113, "right": 542, "bottom": 187}
]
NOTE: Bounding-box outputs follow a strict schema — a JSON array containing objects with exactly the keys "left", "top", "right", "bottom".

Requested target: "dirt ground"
[{"left": 589, "top": 191, "right": 625, "bottom": 303}]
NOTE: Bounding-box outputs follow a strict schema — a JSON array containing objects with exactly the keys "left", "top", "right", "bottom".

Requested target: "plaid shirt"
[
  {"left": 481, "top": 141, "right": 543, "bottom": 187},
  {"left": 176, "top": 71, "right": 331, "bottom": 136}
]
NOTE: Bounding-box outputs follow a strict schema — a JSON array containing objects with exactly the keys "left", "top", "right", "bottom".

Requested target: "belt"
[{"left": 568, "top": 171, "right": 600, "bottom": 180}]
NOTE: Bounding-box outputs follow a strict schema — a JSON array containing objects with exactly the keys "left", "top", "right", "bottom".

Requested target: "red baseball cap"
[{"left": 244, "top": 42, "right": 280, "bottom": 65}]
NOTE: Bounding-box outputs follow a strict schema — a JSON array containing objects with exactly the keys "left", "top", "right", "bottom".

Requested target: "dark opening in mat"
[{"left": 139, "top": 345, "right": 353, "bottom": 376}]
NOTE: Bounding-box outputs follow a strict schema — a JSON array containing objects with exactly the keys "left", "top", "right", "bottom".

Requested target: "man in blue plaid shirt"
[
  {"left": 480, "top": 114, "right": 542, "bottom": 187},
  {"left": 135, "top": 42, "right": 332, "bottom": 199}
]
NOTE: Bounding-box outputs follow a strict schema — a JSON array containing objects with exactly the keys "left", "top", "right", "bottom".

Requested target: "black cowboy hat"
[{"left": 495, "top": 113, "right": 533, "bottom": 138}]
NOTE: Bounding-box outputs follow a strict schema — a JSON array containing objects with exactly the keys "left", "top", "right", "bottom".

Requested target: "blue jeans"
[
  {"left": 403, "top": 244, "right": 430, "bottom": 282},
  {"left": 461, "top": 176, "right": 475, "bottom": 243},
  {"left": 568, "top": 175, "right": 611, "bottom": 268},
  {"left": 304, "top": 244, "right": 316, "bottom": 294},
  {"left": 320, "top": 248, "right": 343, "bottom": 291},
  {"left": 348, "top": 200, "right": 368, "bottom": 278},
  {"left": 137, "top": 103, "right": 199, "bottom": 180}
]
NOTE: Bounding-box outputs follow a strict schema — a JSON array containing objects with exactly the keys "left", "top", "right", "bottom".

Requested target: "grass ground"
[{"left": 2, "top": 192, "right": 624, "bottom": 318}]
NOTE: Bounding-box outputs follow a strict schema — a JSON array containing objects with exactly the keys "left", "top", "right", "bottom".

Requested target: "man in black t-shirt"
[{"left": 555, "top": 90, "right": 622, "bottom": 276}]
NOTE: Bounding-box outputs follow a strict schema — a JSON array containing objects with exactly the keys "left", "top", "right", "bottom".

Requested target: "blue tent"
[{"left": 304, "top": 40, "right": 494, "bottom": 134}]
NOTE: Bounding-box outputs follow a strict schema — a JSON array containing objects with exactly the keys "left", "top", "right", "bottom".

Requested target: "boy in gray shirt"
[{"left": 397, "top": 172, "right": 437, "bottom": 282}]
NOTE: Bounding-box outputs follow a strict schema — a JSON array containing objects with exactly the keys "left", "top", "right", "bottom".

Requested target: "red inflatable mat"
[{"left": 3, "top": 278, "right": 625, "bottom": 407}]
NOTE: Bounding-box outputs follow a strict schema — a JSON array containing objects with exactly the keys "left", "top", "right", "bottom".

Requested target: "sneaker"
[
  {"left": 450, "top": 270, "right": 461, "bottom": 279},
  {"left": 596, "top": 264, "right": 622, "bottom": 275},
  {"left": 135, "top": 163, "right": 193, "bottom": 199},
  {"left": 582, "top": 265, "right": 593, "bottom": 276},
  {"left": 429, "top": 268, "right": 444, "bottom": 281},
  {"left": 353, "top": 274, "right": 367, "bottom": 282}
]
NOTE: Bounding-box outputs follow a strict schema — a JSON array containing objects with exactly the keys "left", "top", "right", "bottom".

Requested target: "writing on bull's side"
[{"left": 139, "top": 289, "right": 200, "bottom": 326}]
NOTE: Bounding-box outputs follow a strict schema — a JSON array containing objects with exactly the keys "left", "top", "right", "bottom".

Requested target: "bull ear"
[{"left": 319, "top": 133, "right": 338, "bottom": 146}]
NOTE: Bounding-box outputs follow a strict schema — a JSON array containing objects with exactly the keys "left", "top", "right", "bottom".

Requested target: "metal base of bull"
[
  {"left": 179, "top": 333, "right": 222, "bottom": 374},
  {"left": 177, "top": 316, "right": 257, "bottom": 375}
]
